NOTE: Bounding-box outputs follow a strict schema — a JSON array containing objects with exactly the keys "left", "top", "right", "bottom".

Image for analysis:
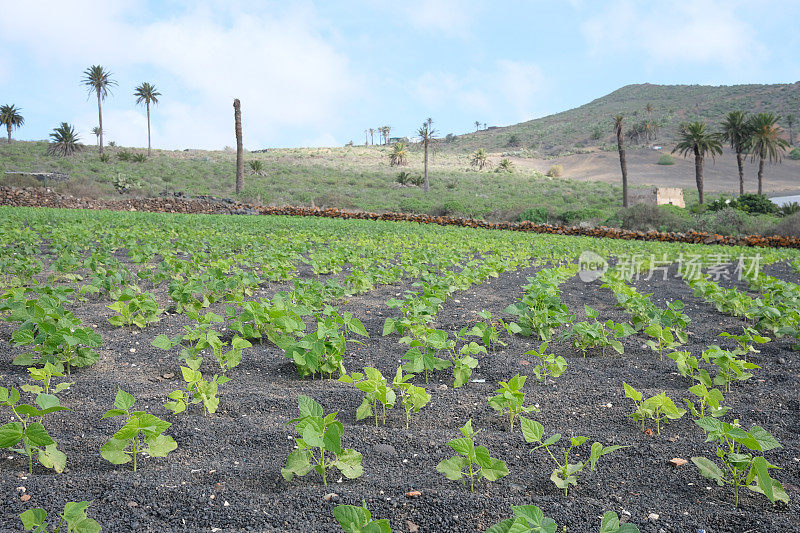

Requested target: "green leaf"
[
  {"left": 520, "top": 416, "right": 543, "bottom": 444},
  {"left": 355, "top": 398, "right": 373, "bottom": 421},
  {"left": 333, "top": 504, "right": 371, "bottom": 532},
  {"left": 25, "top": 423, "right": 55, "bottom": 447},
  {"left": 691, "top": 456, "right": 724, "bottom": 482},
  {"left": 334, "top": 448, "right": 364, "bottom": 479},
  {"left": 113, "top": 388, "right": 135, "bottom": 411},
  {"left": 297, "top": 395, "right": 323, "bottom": 419},
  {"left": 0, "top": 422, "right": 24, "bottom": 448},
  {"left": 623, "top": 382, "right": 641, "bottom": 402},
  {"left": 19, "top": 508, "right": 47, "bottom": 530},
  {"left": 281, "top": 448, "right": 313, "bottom": 480},
  {"left": 37, "top": 443, "right": 67, "bottom": 473},
  {"left": 750, "top": 456, "right": 775, "bottom": 502},
  {"left": 145, "top": 434, "right": 177, "bottom": 457},
  {"left": 100, "top": 438, "right": 131, "bottom": 464},
  {"left": 436, "top": 455, "right": 468, "bottom": 481}
]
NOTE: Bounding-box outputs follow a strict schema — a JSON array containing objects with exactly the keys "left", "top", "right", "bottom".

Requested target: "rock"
[
  {"left": 648, "top": 513, "right": 660, "bottom": 522},
  {"left": 162, "top": 373, "right": 175, "bottom": 379},
  {"left": 128, "top": 501, "right": 138, "bottom": 508},
  {"left": 406, "top": 519, "right": 420, "bottom": 532},
  {"left": 20, "top": 494, "right": 30, "bottom": 502},
  {"left": 373, "top": 443, "right": 398, "bottom": 456},
  {"left": 405, "top": 490, "right": 422, "bottom": 498},
  {"left": 437, "top": 384, "right": 447, "bottom": 391},
  {"left": 778, "top": 357, "right": 786, "bottom": 365},
  {"left": 519, "top": 360, "right": 530, "bottom": 366},
  {"left": 323, "top": 493, "right": 338, "bottom": 502},
  {"left": 669, "top": 458, "right": 688, "bottom": 467}
]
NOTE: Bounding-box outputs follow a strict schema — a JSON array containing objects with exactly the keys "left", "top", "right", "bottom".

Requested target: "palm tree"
[
  {"left": 497, "top": 158, "right": 514, "bottom": 173},
  {"left": 369, "top": 128, "right": 375, "bottom": 145},
  {"left": 474, "top": 121, "right": 480, "bottom": 132},
  {"left": 364, "top": 129, "right": 368, "bottom": 146},
  {"left": 786, "top": 114, "right": 795, "bottom": 146},
  {"left": 134, "top": 82, "right": 161, "bottom": 156},
  {"left": 613, "top": 115, "right": 629, "bottom": 207},
  {"left": 234, "top": 99, "right": 244, "bottom": 194},
  {"left": 718, "top": 111, "right": 751, "bottom": 195},
  {"left": 81, "top": 65, "right": 116, "bottom": 155},
  {"left": 470, "top": 148, "right": 488, "bottom": 170},
  {"left": 91, "top": 126, "right": 102, "bottom": 146},
  {"left": 390, "top": 142, "right": 408, "bottom": 166},
  {"left": 381, "top": 125, "right": 391, "bottom": 145},
  {"left": 0, "top": 104, "right": 24, "bottom": 143},
  {"left": 672, "top": 121, "right": 722, "bottom": 204},
  {"left": 418, "top": 118, "right": 437, "bottom": 192},
  {"left": 47, "top": 122, "right": 82, "bottom": 157},
  {"left": 748, "top": 113, "right": 789, "bottom": 195}
]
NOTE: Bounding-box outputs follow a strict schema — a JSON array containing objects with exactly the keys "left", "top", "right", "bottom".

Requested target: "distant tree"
[
  {"left": 613, "top": 115, "right": 629, "bottom": 207},
  {"left": 474, "top": 121, "right": 480, "bottom": 132},
  {"left": 134, "top": 82, "right": 161, "bottom": 156},
  {"left": 0, "top": 104, "right": 24, "bottom": 143},
  {"left": 91, "top": 126, "right": 102, "bottom": 146},
  {"left": 786, "top": 114, "right": 796, "bottom": 146},
  {"left": 364, "top": 129, "right": 368, "bottom": 146},
  {"left": 47, "top": 122, "right": 82, "bottom": 157},
  {"left": 718, "top": 111, "right": 751, "bottom": 195},
  {"left": 418, "top": 118, "right": 437, "bottom": 192},
  {"left": 390, "top": 142, "right": 408, "bottom": 166},
  {"left": 369, "top": 128, "right": 375, "bottom": 145},
  {"left": 748, "top": 112, "right": 789, "bottom": 195},
  {"left": 497, "top": 158, "right": 514, "bottom": 173},
  {"left": 506, "top": 134, "right": 520, "bottom": 147},
  {"left": 672, "top": 121, "right": 722, "bottom": 204},
  {"left": 381, "top": 125, "right": 391, "bottom": 145},
  {"left": 483, "top": 123, "right": 487, "bottom": 130},
  {"left": 234, "top": 98, "right": 244, "bottom": 194},
  {"left": 470, "top": 148, "right": 488, "bottom": 170},
  {"left": 81, "top": 65, "right": 116, "bottom": 155},
  {"left": 644, "top": 103, "right": 654, "bottom": 144}
]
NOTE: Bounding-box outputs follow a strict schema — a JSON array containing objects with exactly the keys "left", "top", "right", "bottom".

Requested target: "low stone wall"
[{"left": 1, "top": 186, "right": 798, "bottom": 249}]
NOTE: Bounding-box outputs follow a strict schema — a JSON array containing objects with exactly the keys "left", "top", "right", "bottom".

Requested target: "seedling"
[
  {"left": 101, "top": 389, "right": 177, "bottom": 471},
  {"left": 701, "top": 345, "right": 760, "bottom": 391},
  {"left": 486, "top": 505, "right": 558, "bottom": 533},
  {"left": 598, "top": 511, "right": 642, "bottom": 533},
  {"left": 0, "top": 386, "right": 69, "bottom": 474},
  {"left": 520, "top": 416, "right": 625, "bottom": 496},
  {"left": 282, "top": 395, "right": 363, "bottom": 485},
  {"left": 400, "top": 328, "right": 452, "bottom": 382},
  {"left": 667, "top": 350, "right": 699, "bottom": 379},
  {"left": 441, "top": 328, "right": 486, "bottom": 387},
  {"left": 333, "top": 501, "right": 391, "bottom": 533},
  {"left": 644, "top": 323, "right": 684, "bottom": 360},
  {"left": 340, "top": 367, "right": 396, "bottom": 426},
  {"left": 107, "top": 289, "right": 162, "bottom": 328},
  {"left": 19, "top": 501, "right": 101, "bottom": 533},
  {"left": 21, "top": 362, "right": 73, "bottom": 396},
  {"left": 392, "top": 366, "right": 431, "bottom": 429},
  {"left": 693, "top": 417, "right": 788, "bottom": 506},
  {"left": 436, "top": 419, "right": 509, "bottom": 492},
  {"left": 165, "top": 358, "right": 229, "bottom": 416},
  {"left": 488, "top": 374, "right": 538, "bottom": 430},
  {"left": 562, "top": 306, "right": 633, "bottom": 357},
  {"left": 684, "top": 372, "right": 730, "bottom": 419},
  {"left": 526, "top": 342, "right": 567, "bottom": 384},
  {"left": 623, "top": 383, "right": 685, "bottom": 435},
  {"left": 719, "top": 327, "right": 770, "bottom": 362},
  {"left": 152, "top": 311, "right": 225, "bottom": 362},
  {"left": 468, "top": 309, "right": 521, "bottom": 351}
]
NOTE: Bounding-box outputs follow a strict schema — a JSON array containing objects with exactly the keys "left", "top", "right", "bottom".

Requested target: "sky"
[{"left": 1, "top": 0, "right": 799, "bottom": 151}]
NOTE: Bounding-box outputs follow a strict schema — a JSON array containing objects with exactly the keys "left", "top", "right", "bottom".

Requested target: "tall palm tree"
[
  {"left": 134, "top": 82, "right": 161, "bottom": 156},
  {"left": 234, "top": 99, "right": 244, "bottom": 194},
  {"left": 369, "top": 128, "right": 375, "bottom": 145},
  {"left": 381, "top": 125, "right": 391, "bottom": 145},
  {"left": 748, "top": 113, "right": 789, "bottom": 195},
  {"left": 364, "top": 129, "right": 368, "bottom": 146},
  {"left": 81, "top": 65, "right": 116, "bottom": 155},
  {"left": 474, "top": 121, "right": 480, "bottom": 132},
  {"left": 47, "top": 122, "right": 82, "bottom": 157},
  {"left": 418, "top": 118, "right": 437, "bottom": 192},
  {"left": 91, "top": 126, "right": 102, "bottom": 146},
  {"left": 786, "top": 114, "right": 795, "bottom": 146},
  {"left": 0, "top": 104, "right": 24, "bottom": 143},
  {"left": 470, "top": 148, "right": 488, "bottom": 170},
  {"left": 613, "top": 115, "right": 629, "bottom": 207},
  {"left": 672, "top": 122, "right": 722, "bottom": 204},
  {"left": 718, "top": 111, "right": 751, "bottom": 195}
]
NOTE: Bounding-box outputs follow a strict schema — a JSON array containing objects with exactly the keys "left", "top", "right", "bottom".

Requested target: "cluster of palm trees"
[
  {"left": 1, "top": 65, "right": 161, "bottom": 158},
  {"left": 363, "top": 125, "right": 392, "bottom": 146},
  {"left": 615, "top": 111, "right": 792, "bottom": 206}
]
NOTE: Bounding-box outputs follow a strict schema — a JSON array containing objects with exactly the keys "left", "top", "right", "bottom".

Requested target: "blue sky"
[{"left": 1, "top": 0, "right": 799, "bottom": 150}]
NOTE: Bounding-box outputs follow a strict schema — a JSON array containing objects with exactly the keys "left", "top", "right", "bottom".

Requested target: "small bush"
[
  {"left": 780, "top": 201, "right": 800, "bottom": 216},
  {"left": 496, "top": 158, "right": 514, "bottom": 173},
  {"left": 516, "top": 207, "right": 549, "bottom": 224},
  {"left": 249, "top": 160, "right": 264, "bottom": 174},
  {"left": 698, "top": 207, "right": 772, "bottom": 236},
  {"left": 611, "top": 203, "right": 693, "bottom": 233},
  {"left": 506, "top": 134, "right": 521, "bottom": 147},
  {"left": 789, "top": 148, "right": 800, "bottom": 160},
  {"left": 558, "top": 208, "right": 606, "bottom": 225},
  {"left": 707, "top": 196, "right": 737, "bottom": 212},
  {"left": 736, "top": 193, "right": 778, "bottom": 215},
  {"left": 131, "top": 153, "right": 147, "bottom": 163},
  {"left": 117, "top": 150, "right": 132, "bottom": 161},
  {"left": 657, "top": 154, "right": 675, "bottom": 165},
  {"left": 770, "top": 211, "right": 800, "bottom": 237},
  {"left": 546, "top": 164, "right": 563, "bottom": 177},
  {"left": 99, "top": 153, "right": 110, "bottom": 163}
]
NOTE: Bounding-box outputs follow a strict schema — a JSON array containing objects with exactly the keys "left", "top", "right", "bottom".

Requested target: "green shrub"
[
  {"left": 789, "top": 148, "right": 800, "bottom": 160},
  {"left": 736, "top": 194, "right": 778, "bottom": 215},
  {"left": 117, "top": 150, "right": 132, "bottom": 161},
  {"left": 506, "top": 134, "right": 521, "bottom": 147},
  {"left": 611, "top": 203, "right": 693, "bottom": 233},
  {"left": 770, "top": 211, "right": 800, "bottom": 237},
  {"left": 780, "top": 201, "right": 800, "bottom": 216},
  {"left": 657, "top": 153, "right": 675, "bottom": 165},
  {"left": 707, "top": 196, "right": 737, "bottom": 212},
  {"left": 546, "top": 164, "right": 563, "bottom": 177},
  {"left": 131, "top": 153, "right": 146, "bottom": 163},
  {"left": 697, "top": 208, "right": 774, "bottom": 236},
  {"left": 558, "top": 208, "right": 606, "bottom": 224},
  {"left": 516, "top": 207, "right": 549, "bottom": 224}
]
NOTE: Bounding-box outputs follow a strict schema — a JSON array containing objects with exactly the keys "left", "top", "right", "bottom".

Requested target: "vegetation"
[
  {"left": 656, "top": 153, "right": 674, "bottom": 165},
  {"left": 614, "top": 115, "right": 629, "bottom": 207},
  {"left": 81, "top": 65, "right": 116, "bottom": 156},
  {"left": 0, "top": 104, "right": 24, "bottom": 143},
  {"left": 672, "top": 122, "right": 723, "bottom": 204},
  {"left": 46, "top": 123, "right": 82, "bottom": 157},
  {"left": 470, "top": 148, "right": 488, "bottom": 170},
  {"left": 133, "top": 82, "right": 161, "bottom": 156},
  {"left": 436, "top": 419, "right": 509, "bottom": 492},
  {"left": 748, "top": 112, "right": 789, "bottom": 195}
]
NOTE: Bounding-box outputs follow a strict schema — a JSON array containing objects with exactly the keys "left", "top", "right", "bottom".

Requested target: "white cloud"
[
  {"left": 581, "top": 0, "right": 766, "bottom": 67},
  {"left": 400, "top": 0, "right": 481, "bottom": 38}
]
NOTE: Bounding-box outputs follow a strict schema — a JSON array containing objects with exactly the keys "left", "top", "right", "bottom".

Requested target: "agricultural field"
[{"left": 0, "top": 206, "right": 799, "bottom": 532}]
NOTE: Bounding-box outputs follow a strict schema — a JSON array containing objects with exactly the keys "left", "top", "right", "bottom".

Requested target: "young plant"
[
  {"left": 333, "top": 502, "right": 391, "bottom": 533},
  {"left": 0, "top": 386, "right": 69, "bottom": 474},
  {"left": 400, "top": 328, "right": 452, "bottom": 382},
  {"left": 100, "top": 389, "right": 177, "bottom": 471},
  {"left": 392, "top": 366, "right": 431, "bottom": 429},
  {"left": 487, "top": 374, "right": 538, "bottom": 431},
  {"left": 152, "top": 311, "right": 225, "bottom": 362},
  {"left": 562, "top": 306, "right": 633, "bottom": 357},
  {"left": 701, "top": 345, "right": 760, "bottom": 392},
  {"left": 282, "top": 395, "right": 363, "bottom": 485},
  {"left": 436, "top": 419, "right": 509, "bottom": 492},
  {"left": 165, "top": 358, "right": 229, "bottom": 416},
  {"left": 21, "top": 362, "right": 72, "bottom": 396},
  {"left": 719, "top": 327, "right": 770, "bottom": 362},
  {"left": 692, "top": 417, "right": 789, "bottom": 506},
  {"left": 520, "top": 416, "right": 625, "bottom": 496},
  {"left": 107, "top": 289, "right": 162, "bottom": 328},
  {"left": 684, "top": 372, "right": 730, "bottom": 419},
  {"left": 442, "top": 328, "right": 487, "bottom": 387},
  {"left": 643, "top": 323, "right": 684, "bottom": 360},
  {"left": 598, "top": 511, "right": 642, "bottom": 533},
  {"left": 339, "top": 367, "right": 396, "bottom": 426},
  {"left": 623, "top": 383, "right": 686, "bottom": 435},
  {"left": 19, "top": 501, "right": 101, "bottom": 533},
  {"left": 468, "top": 309, "right": 521, "bottom": 351},
  {"left": 525, "top": 341, "right": 567, "bottom": 384},
  {"left": 486, "top": 505, "right": 558, "bottom": 533},
  {"left": 667, "top": 350, "right": 699, "bottom": 379}
]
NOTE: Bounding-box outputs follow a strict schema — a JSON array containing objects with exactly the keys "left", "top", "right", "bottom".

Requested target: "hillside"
[{"left": 445, "top": 82, "right": 800, "bottom": 155}]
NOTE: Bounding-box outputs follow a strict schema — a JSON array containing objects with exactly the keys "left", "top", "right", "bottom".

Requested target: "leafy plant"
[
  {"left": 333, "top": 502, "right": 390, "bottom": 533},
  {"left": 400, "top": 327, "right": 452, "bottom": 382},
  {"left": 701, "top": 345, "right": 760, "bottom": 392},
  {"left": 526, "top": 342, "right": 567, "bottom": 384},
  {"left": 468, "top": 309, "right": 520, "bottom": 350},
  {"left": 392, "top": 366, "right": 431, "bottom": 429},
  {"left": 487, "top": 374, "right": 538, "bottom": 431},
  {"left": 339, "top": 367, "right": 396, "bottom": 426},
  {"left": 562, "top": 306, "right": 633, "bottom": 356},
  {"left": 719, "top": 327, "right": 770, "bottom": 362},
  {"left": 165, "top": 358, "right": 230, "bottom": 416},
  {"left": 442, "top": 328, "right": 487, "bottom": 387},
  {"left": 520, "top": 416, "right": 625, "bottom": 496},
  {"left": 436, "top": 420, "right": 509, "bottom": 492},
  {"left": 20, "top": 501, "right": 101, "bottom": 533},
  {"left": 623, "top": 383, "right": 686, "bottom": 435},
  {"left": 107, "top": 289, "right": 162, "bottom": 328},
  {"left": 152, "top": 312, "right": 225, "bottom": 362},
  {"left": 100, "top": 389, "right": 177, "bottom": 471},
  {"left": 692, "top": 417, "right": 788, "bottom": 506},
  {"left": 598, "top": 511, "right": 641, "bottom": 533},
  {"left": 684, "top": 371, "right": 730, "bottom": 419},
  {"left": 487, "top": 505, "right": 557, "bottom": 533},
  {"left": 643, "top": 322, "right": 684, "bottom": 360},
  {"left": 0, "top": 386, "right": 69, "bottom": 474},
  {"left": 282, "top": 395, "right": 363, "bottom": 485},
  {"left": 667, "top": 350, "right": 700, "bottom": 379},
  {"left": 21, "top": 362, "right": 72, "bottom": 396}
]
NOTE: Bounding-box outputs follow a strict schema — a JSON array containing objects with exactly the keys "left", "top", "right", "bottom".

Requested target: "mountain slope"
[{"left": 445, "top": 82, "right": 800, "bottom": 155}]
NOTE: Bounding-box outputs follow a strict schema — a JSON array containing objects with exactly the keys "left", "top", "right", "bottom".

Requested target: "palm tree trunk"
[
  {"left": 97, "top": 93, "right": 104, "bottom": 156},
  {"left": 234, "top": 99, "right": 244, "bottom": 195},
  {"left": 423, "top": 139, "right": 430, "bottom": 192},
  {"left": 757, "top": 154, "right": 765, "bottom": 196},
  {"left": 694, "top": 147, "right": 704, "bottom": 204},
  {"left": 736, "top": 151, "right": 744, "bottom": 195},
  {"left": 616, "top": 129, "right": 628, "bottom": 207},
  {"left": 6, "top": 125, "right": 11, "bottom": 144},
  {"left": 146, "top": 102, "right": 152, "bottom": 157}
]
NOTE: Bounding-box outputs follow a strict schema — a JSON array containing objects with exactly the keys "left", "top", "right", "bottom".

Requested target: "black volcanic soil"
[{"left": 1, "top": 261, "right": 799, "bottom": 533}]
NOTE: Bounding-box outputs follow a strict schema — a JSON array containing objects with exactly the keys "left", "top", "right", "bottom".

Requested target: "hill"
[{"left": 445, "top": 82, "right": 800, "bottom": 155}]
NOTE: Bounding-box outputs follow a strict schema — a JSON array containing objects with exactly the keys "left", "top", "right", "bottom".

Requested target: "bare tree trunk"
[
  {"left": 6, "top": 125, "right": 11, "bottom": 144},
  {"left": 423, "top": 139, "right": 429, "bottom": 192},
  {"left": 234, "top": 99, "right": 243, "bottom": 194},
  {"left": 146, "top": 102, "right": 152, "bottom": 157},
  {"left": 97, "top": 93, "right": 104, "bottom": 156},
  {"left": 616, "top": 128, "right": 628, "bottom": 207},
  {"left": 695, "top": 147, "right": 704, "bottom": 204},
  {"left": 736, "top": 151, "right": 744, "bottom": 195},
  {"left": 757, "top": 154, "right": 765, "bottom": 196}
]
